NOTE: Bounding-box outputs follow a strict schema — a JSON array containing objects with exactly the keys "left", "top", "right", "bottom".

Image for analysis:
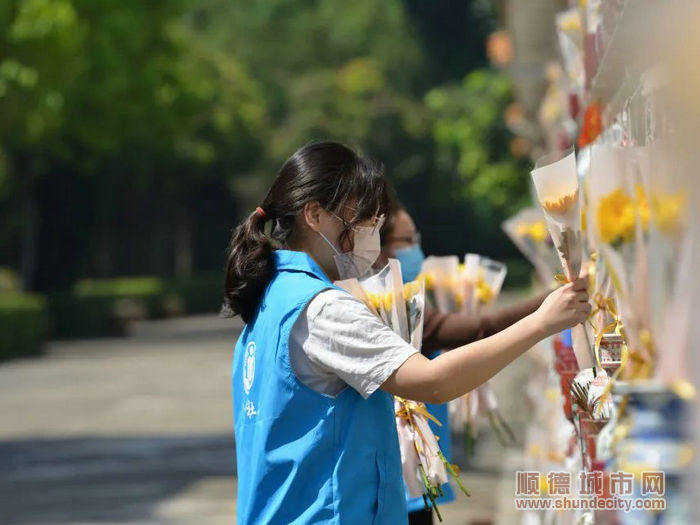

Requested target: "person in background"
[{"left": 378, "top": 200, "right": 548, "bottom": 525}]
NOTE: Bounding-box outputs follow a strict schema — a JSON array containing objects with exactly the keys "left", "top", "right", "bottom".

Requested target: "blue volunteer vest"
[
  {"left": 232, "top": 250, "right": 407, "bottom": 525},
  {"left": 405, "top": 349, "right": 456, "bottom": 513}
]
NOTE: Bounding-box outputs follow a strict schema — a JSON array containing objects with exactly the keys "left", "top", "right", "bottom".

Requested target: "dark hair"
[
  {"left": 379, "top": 182, "right": 404, "bottom": 245},
  {"left": 223, "top": 141, "right": 388, "bottom": 323}
]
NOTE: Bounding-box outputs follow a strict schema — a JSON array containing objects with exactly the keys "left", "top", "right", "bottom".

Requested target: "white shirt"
[{"left": 289, "top": 289, "right": 418, "bottom": 399}]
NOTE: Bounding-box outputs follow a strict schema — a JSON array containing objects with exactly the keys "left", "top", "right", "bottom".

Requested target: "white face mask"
[{"left": 319, "top": 212, "right": 382, "bottom": 280}]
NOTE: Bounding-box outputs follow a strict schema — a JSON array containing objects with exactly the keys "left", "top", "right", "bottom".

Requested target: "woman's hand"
[
  {"left": 533, "top": 277, "right": 591, "bottom": 337},
  {"left": 383, "top": 276, "right": 591, "bottom": 404}
]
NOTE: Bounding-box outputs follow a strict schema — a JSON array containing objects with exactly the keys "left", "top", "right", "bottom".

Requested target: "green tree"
[
  {"left": 0, "top": 0, "right": 83, "bottom": 289},
  {"left": 407, "top": 69, "right": 530, "bottom": 257}
]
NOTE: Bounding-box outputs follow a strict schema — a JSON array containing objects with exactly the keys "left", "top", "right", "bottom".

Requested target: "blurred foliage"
[
  {"left": 0, "top": 267, "right": 20, "bottom": 292},
  {"left": 426, "top": 70, "right": 530, "bottom": 215},
  {"left": 74, "top": 276, "right": 164, "bottom": 298},
  {"left": 47, "top": 272, "right": 223, "bottom": 338},
  {"left": 0, "top": 291, "right": 46, "bottom": 359},
  {"left": 0, "top": 0, "right": 531, "bottom": 301}
]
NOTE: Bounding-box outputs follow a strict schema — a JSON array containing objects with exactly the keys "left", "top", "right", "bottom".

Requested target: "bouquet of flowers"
[
  {"left": 589, "top": 143, "right": 653, "bottom": 380},
  {"left": 531, "top": 148, "right": 596, "bottom": 370},
  {"left": 336, "top": 260, "right": 468, "bottom": 517},
  {"left": 420, "top": 256, "right": 461, "bottom": 313},
  {"left": 579, "top": 145, "right": 619, "bottom": 373},
  {"left": 447, "top": 255, "right": 515, "bottom": 449},
  {"left": 642, "top": 140, "right": 693, "bottom": 383},
  {"left": 420, "top": 254, "right": 508, "bottom": 316},
  {"left": 502, "top": 207, "right": 561, "bottom": 287}
]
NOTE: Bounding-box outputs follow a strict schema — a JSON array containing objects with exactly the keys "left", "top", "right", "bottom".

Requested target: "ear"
[{"left": 302, "top": 201, "right": 323, "bottom": 232}]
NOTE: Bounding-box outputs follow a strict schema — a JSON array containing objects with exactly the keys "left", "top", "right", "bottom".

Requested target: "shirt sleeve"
[{"left": 302, "top": 289, "right": 418, "bottom": 399}]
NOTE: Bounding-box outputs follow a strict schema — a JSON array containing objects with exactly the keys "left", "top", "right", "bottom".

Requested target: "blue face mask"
[{"left": 394, "top": 244, "right": 425, "bottom": 283}]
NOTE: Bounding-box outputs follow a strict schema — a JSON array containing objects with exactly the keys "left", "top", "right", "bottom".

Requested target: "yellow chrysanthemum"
[
  {"left": 419, "top": 272, "right": 434, "bottom": 291},
  {"left": 476, "top": 278, "right": 494, "bottom": 305},
  {"left": 367, "top": 292, "right": 381, "bottom": 311},
  {"left": 383, "top": 291, "right": 393, "bottom": 311},
  {"left": 403, "top": 281, "right": 419, "bottom": 300},
  {"left": 596, "top": 189, "right": 636, "bottom": 245},
  {"left": 635, "top": 184, "right": 650, "bottom": 231},
  {"left": 652, "top": 192, "right": 687, "bottom": 236},
  {"left": 543, "top": 189, "right": 579, "bottom": 219},
  {"left": 581, "top": 207, "right": 587, "bottom": 233},
  {"left": 528, "top": 221, "right": 547, "bottom": 243}
]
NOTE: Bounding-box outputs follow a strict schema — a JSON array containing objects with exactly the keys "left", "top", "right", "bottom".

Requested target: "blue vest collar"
[{"left": 273, "top": 250, "right": 332, "bottom": 284}]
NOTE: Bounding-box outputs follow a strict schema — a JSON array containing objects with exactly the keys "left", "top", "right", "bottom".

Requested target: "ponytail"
[
  {"left": 222, "top": 140, "right": 388, "bottom": 324},
  {"left": 222, "top": 208, "right": 274, "bottom": 323}
]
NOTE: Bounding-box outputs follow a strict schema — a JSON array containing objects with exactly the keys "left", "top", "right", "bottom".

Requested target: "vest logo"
[
  {"left": 244, "top": 400, "right": 258, "bottom": 419},
  {"left": 243, "top": 341, "right": 256, "bottom": 394}
]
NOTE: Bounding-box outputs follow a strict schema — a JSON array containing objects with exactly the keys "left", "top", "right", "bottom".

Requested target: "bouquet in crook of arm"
[{"left": 335, "top": 260, "right": 469, "bottom": 519}]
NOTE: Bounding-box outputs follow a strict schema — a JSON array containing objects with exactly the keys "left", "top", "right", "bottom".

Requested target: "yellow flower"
[
  {"left": 528, "top": 221, "right": 547, "bottom": 243},
  {"left": 635, "top": 184, "right": 650, "bottom": 232},
  {"left": 476, "top": 278, "right": 494, "bottom": 305},
  {"left": 543, "top": 189, "right": 579, "bottom": 220},
  {"left": 560, "top": 16, "right": 581, "bottom": 33},
  {"left": 383, "top": 291, "right": 393, "bottom": 311},
  {"left": 652, "top": 192, "right": 687, "bottom": 236},
  {"left": 367, "top": 292, "right": 381, "bottom": 311},
  {"left": 420, "top": 272, "right": 434, "bottom": 291},
  {"left": 403, "top": 281, "right": 420, "bottom": 300},
  {"left": 581, "top": 206, "right": 587, "bottom": 233},
  {"left": 596, "top": 189, "right": 636, "bottom": 245},
  {"left": 455, "top": 292, "right": 463, "bottom": 309}
]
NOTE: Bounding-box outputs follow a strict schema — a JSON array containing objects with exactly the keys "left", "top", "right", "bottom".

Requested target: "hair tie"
[{"left": 255, "top": 206, "right": 267, "bottom": 220}]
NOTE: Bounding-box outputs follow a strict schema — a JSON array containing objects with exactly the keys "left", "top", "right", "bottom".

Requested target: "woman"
[
  {"left": 224, "top": 141, "right": 590, "bottom": 525},
  {"left": 378, "top": 202, "right": 548, "bottom": 525}
]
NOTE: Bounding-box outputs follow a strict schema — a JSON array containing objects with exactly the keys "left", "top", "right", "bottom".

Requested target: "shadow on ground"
[{"left": 0, "top": 434, "right": 235, "bottom": 524}]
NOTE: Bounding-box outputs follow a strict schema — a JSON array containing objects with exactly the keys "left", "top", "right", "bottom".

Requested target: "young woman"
[
  {"left": 378, "top": 201, "right": 549, "bottom": 525},
  {"left": 224, "top": 141, "right": 590, "bottom": 525}
]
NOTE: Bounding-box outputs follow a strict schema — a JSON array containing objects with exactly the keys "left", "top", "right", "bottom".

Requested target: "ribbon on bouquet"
[{"left": 395, "top": 397, "right": 470, "bottom": 519}]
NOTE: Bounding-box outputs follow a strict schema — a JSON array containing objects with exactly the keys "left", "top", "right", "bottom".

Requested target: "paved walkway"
[{"left": 0, "top": 313, "right": 533, "bottom": 525}]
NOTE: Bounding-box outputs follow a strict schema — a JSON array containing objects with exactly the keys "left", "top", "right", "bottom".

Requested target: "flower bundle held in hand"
[
  {"left": 420, "top": 254, "right": 507, "bottom": 316},
  {"left": 447, "top": 255, "right": 515, "bottom": 450},
  {"left": 531, "top": 148, "right": 595, "bottom": 370},
  {"left": 531, "top": 149, "right": 583, "bottom": 282},
  {"left": 335, "top": 260, "right": 469, "bottom": 518},
  {"left": 420, "top": 256, "right": 461, "bottom": 313}
]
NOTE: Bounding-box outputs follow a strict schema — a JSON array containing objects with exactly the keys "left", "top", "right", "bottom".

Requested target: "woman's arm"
[
  {"left": 381, "top": 279, "right": 590, "bottom": 404},
  {"left": 421, "top": 293, "right": 548, "bottom": 353}
]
